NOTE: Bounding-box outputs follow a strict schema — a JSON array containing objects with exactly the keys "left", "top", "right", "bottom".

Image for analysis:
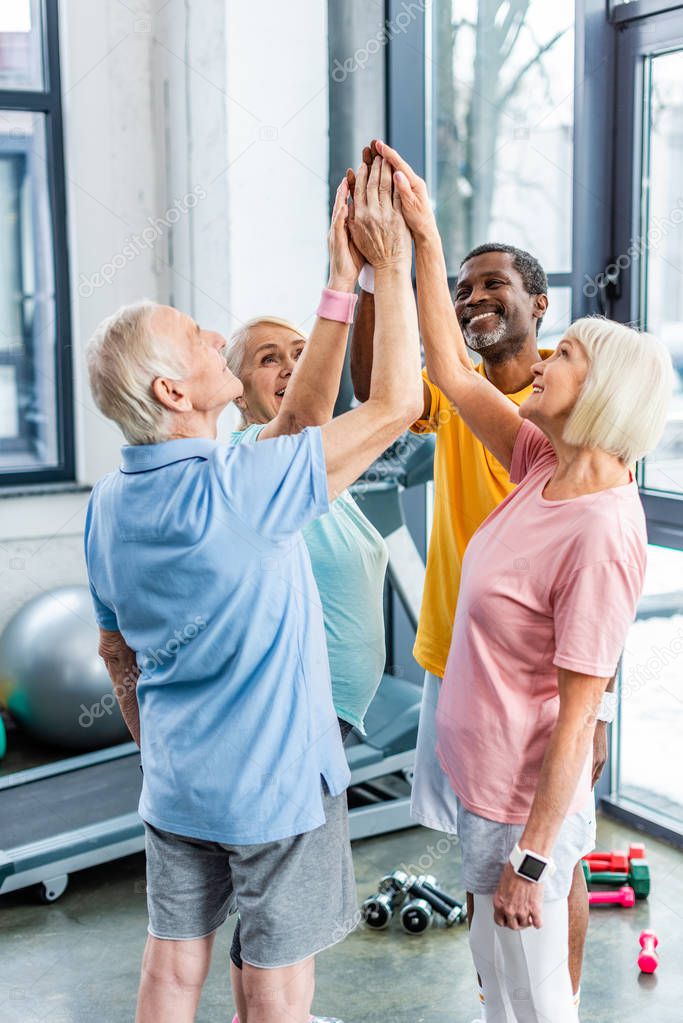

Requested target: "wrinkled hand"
[
  {"left": 327, "top": 177, "right": 363, "bottom": 290},
  {"left": 493, "top": 862, "right": 544, "bottom": 930},
  {"left": 592, "top": 721, "right": 608, "bottom": 789},
  {"left": 346, "top": 155, "right": 411, "bottom": 269},
  {"left": 355, "top": 139, "right": 437, "bottom": 244}
]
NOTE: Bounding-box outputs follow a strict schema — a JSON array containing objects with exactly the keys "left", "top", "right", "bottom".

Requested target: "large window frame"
[
  {"left": 611, "top": 4, "right": 683, "bottom": 551},
  {"left": 0, "top": 0, "right": 74, "bottom": 489},
  {"left": 386, "top": 0, "right": 683, "bottom": 553},
  {"left": 386, "top": 0, "right": 683, "bottom": 844}
]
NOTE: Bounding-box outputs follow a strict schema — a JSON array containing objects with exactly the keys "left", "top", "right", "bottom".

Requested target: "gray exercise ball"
[{"left": 0, "top": 585, "right": 129, "bottom": 751}]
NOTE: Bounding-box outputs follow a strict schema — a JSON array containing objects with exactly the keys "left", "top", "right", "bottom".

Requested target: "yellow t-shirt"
[{"left": 411, "top": 352, "right": 554, "bottom": 678}]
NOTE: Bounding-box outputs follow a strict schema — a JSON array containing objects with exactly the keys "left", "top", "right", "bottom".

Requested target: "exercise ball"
[{"left": 0, "top": 586, "right": 129, "bottom": 751}]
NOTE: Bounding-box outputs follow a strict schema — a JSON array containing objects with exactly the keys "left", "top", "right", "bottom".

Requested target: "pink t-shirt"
[{"left": 435, "top": 420, "right": 647, "bottom": 824}]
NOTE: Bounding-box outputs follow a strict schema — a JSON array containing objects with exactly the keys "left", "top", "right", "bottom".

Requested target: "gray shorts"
[
  {"left": 143, "top": 783, "right": 357, "bottom": 968},
  {"left": 456, "top": 795, "right": 596, "bottom": 901}
]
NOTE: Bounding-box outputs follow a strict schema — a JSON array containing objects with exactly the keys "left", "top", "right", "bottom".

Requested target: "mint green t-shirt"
[{"left": 231, "top": 424, "right": 389, "bottom": 732}]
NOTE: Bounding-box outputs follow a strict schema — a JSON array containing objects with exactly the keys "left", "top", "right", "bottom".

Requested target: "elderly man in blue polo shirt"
[{"left": 84, "top": 158, "right": 421, "bottom": 1023}]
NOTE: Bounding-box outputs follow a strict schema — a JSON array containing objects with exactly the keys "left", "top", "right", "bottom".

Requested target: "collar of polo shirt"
[{"left": 120, "top": 437, "right": 220, "bottom": 473}]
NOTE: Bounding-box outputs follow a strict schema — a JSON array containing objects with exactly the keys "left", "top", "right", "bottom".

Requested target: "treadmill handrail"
[
  {"left": 0, "top": 741, "right": 139, "bottom": 791},
  {"left": 1, "top": 811, "right": 144, "bottom": 863}
]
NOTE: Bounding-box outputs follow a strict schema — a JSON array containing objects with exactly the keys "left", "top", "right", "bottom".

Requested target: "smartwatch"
[{"left": 509, "top": 843, "right": 556, "bottom": 884}]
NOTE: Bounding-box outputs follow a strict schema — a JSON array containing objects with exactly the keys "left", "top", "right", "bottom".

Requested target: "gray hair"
[
  {"left": 224, "top": 315, "right": 307, "bottom": 378},
  {"left": 86, "top": 300, "right": 189, "bottom": 445}
]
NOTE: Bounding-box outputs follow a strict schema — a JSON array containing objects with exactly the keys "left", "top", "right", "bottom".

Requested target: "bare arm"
[
  {"left": 261, "top": 178, "right": 361, "bottom": 439},
  {"left": 492, "top": 667, "right": 608, "bottom": 929},
  {"left": 377, "top": 140, "right": 524, "bottom": 472},
  {"left": 415, "top": 233, "right": 522, "bottom": 470},
  {"left": 349, "top": 288, "right": 375, "bottom": 403},
  {"left": 350, "top": 286, "right": 432, "bottom": 418},
  {"left": 520, "top": 668, "right": 609, "bottom": 856},
  {"left": 98, "top": 628, "right": 140, "bottom": 746},
  {"left": 322, "top": 157, "right": 423, "bottom": 498}
]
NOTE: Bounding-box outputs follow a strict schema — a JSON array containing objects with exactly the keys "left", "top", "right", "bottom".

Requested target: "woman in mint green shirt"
[{"left": 226, "top": 315, "right": 389, "bottom": 736}]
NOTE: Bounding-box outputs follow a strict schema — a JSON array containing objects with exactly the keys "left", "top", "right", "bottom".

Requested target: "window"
[
  {"left": 0, "top": 0, "right": 73, "bottom": 486},
  {"left": 616, "top": 544, "right": 683, "bottom": 828},
  {"left": 426, "top": 0, "right": 574, "bottom": 339},
  {"left": 639, "top": 49, "right": 683, "bottom": 497},
  {"left": 388, "top": 0, "right": 683, "bottom": 847}
]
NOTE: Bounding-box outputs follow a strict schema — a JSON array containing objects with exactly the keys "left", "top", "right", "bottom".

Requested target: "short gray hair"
[{"left": 86, "top": 301, "right": 189, "bottom": 445}]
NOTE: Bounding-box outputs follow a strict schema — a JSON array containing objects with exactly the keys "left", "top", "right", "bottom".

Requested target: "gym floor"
[{"left": 1, "top": 814, "right": 680, "bottom": 1023}]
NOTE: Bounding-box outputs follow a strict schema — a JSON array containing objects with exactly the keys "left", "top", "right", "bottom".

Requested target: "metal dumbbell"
[
  {"left": 415, "top": 875, "right": 467, "bottom": 926},
  {"left": 400, "top": 896, "right": 434, "bottom": 934},
  {"left": 361, "top": 871, "right": 411, "bottom": 929},
  {"left": 399, "top": 874, "right": 465, "bottom": 933}
]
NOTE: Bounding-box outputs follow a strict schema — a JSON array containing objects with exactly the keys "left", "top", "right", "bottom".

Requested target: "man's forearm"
[
  {"left": 349, "top": 289, "right": 375, "bottom": 403},
  {"left": 98, "top": 629, "right": 141, "bottom": 746},
  {"left": 115, "top": 684, "right": 141, "bottom": 747}
]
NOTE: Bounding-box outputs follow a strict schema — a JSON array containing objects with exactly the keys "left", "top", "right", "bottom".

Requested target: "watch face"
[{"left": 519, "top": 854, "right": 546, "bottom": 882}]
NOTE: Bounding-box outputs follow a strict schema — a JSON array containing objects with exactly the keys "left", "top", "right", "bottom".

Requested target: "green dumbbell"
[
  {"left": 628, "top": 859, "right": 651, "bottom": 899},
  {"left": 582, "top": 857, "right": 650, "bottom": 899}
]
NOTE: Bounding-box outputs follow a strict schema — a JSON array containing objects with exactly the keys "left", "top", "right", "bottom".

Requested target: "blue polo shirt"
[
  {"left": 83, "top": 429, "right": 350, "bottom": 844},
  {"left": 233, "top": 424, "right": 388, "bottom": 733}
]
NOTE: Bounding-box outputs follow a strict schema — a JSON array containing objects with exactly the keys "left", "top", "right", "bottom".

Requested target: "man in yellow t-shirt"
[{"left": 350, "top": 241, "right": 599, "bottom": 1013}]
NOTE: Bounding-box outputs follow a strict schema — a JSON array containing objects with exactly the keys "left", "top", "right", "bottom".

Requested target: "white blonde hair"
[
  {"left": 224, "top": 316, "right": 307, "bottom": 377},
  {"left": 86, "top": 300, "right": 189, "bottom": 445},
  {"left": 563, "top": 316, "right": 674, "bottom": 463}
]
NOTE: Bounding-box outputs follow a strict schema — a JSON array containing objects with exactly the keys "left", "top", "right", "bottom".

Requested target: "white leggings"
[{"left": 469, "top": 894, "right": 579, "bottom": 1023}]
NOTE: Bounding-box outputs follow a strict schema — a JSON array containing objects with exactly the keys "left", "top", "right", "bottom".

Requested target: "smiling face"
[
  {"left": 235, "top": 322, "right": 306, "bottom": 424},
  {"left": 454, "top": 252, "right": 548, "bottom": 359},
  {"left": 520, "top": 334, "right": 590, "bottom": 432}
]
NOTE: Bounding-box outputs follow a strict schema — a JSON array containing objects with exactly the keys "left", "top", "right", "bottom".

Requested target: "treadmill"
[{"left": 0, "top": 433, "right": 435, "bottom": 902}]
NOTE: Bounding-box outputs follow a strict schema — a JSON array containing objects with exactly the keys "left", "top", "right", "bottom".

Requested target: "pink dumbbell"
[
  {"left": 588, "top": 885, "right": 635, "bottom": 908},
  {"left": 638, "top": 930, "right": 659, "bottom": 973}
]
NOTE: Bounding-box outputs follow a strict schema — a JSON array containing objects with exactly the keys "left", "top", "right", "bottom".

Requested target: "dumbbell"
[
  {"left": 400, "top": 874, "right": 464, "bottom": 934},
  {"left": 418, "top": 876, "right": 468, "bottom": 926},
  {"left": 638, "top": 930, "right": 659, "bottom": 974},
  {"left": 582, "top": 857, "right": 650, "bottom": 899},
  {"left": 400, "top": 896, "right": 435, "bottom": 934},
  {"left": 583, "top": 851, "right": 629, "bottom": 873},
  {"left": 585, "top": 843, "right": 646, "bottom": 871},
  {"left": 381, "top": 869, "right": 464, "bottom": 919},
  {"left": 361, "top": 871, "right": 410, "bottom": 929},
  {"left": 588, "top": 885, "right": 635, "bottom": 908}
]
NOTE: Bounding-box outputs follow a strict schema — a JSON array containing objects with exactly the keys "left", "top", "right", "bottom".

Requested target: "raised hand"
[
  {"left": 328, "top": 177, "right": 363, "bottom": 291},
  {"left": 347, "top": 155, "right": 411, "bottom": 270},
  {"left": 372, "top": 139, "right": 437, "bottom": 244},
  {"left": 345, "top": 142, "right": 374, "bottom": 198}
]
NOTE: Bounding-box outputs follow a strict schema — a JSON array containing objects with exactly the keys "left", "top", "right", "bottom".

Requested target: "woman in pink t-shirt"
[{"left": 378, "top": 140, "right": 675, "bottom": 1022}]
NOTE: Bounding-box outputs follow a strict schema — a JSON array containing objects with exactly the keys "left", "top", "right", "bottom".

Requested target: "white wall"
[
  {"left": 225, "top": 0, "right": 329, "bottom": 336},
  {"left": 0, "top": 0, "right": 329, "bottom": 631}
]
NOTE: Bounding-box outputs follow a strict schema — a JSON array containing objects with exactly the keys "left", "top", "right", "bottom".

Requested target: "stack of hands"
[{"left": 327, "top": 139, "right": 436, "bottom": 292}]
